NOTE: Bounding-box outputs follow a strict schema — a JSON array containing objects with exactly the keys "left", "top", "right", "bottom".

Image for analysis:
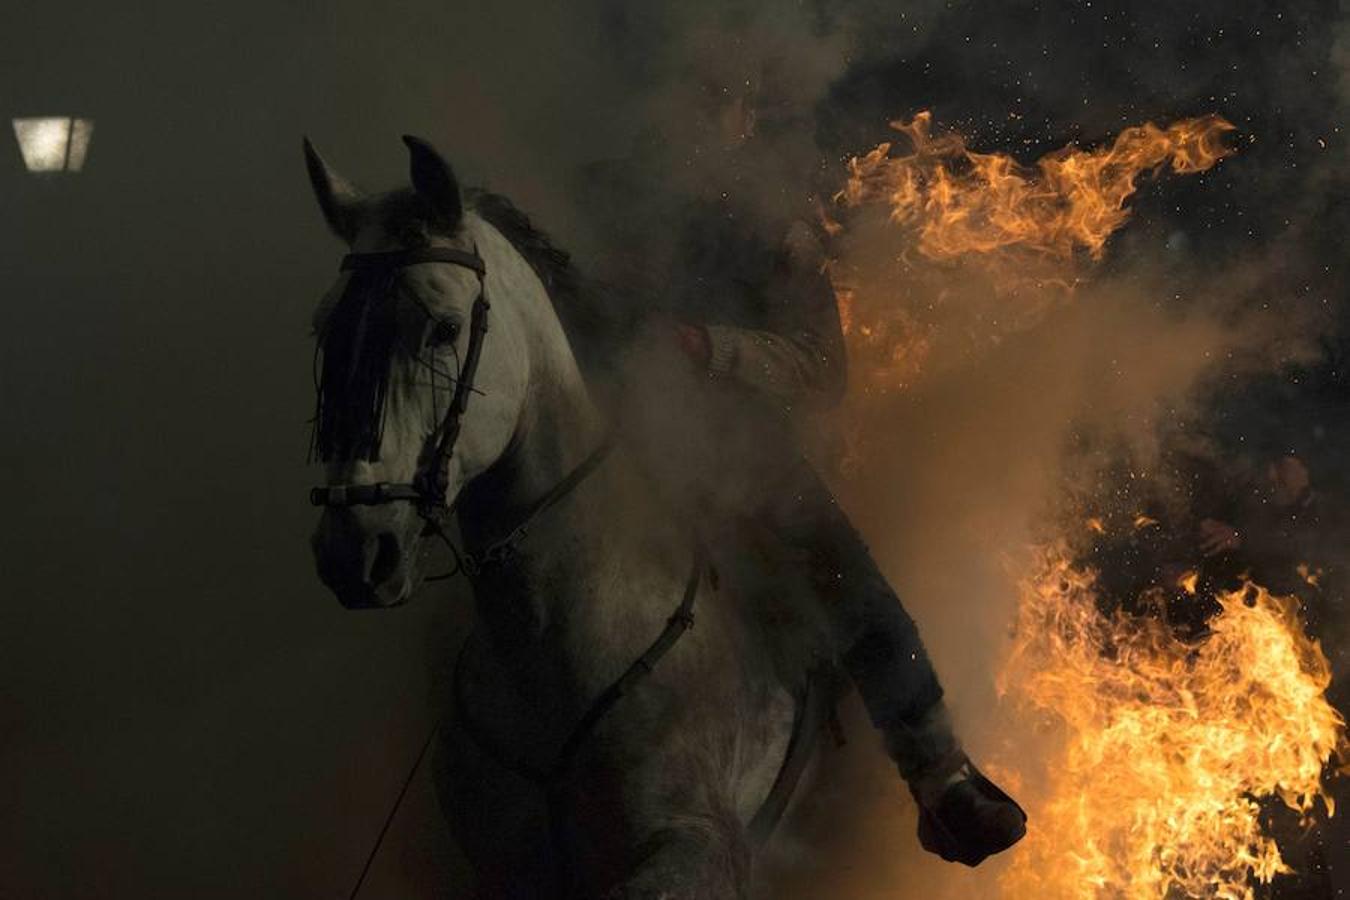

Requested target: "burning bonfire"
[
  {"left": 995, "top": 542, "right": 1344, "bottom": 899},
  {"left": 826, "top": 112, "right": 1345, "bottom": 896}
]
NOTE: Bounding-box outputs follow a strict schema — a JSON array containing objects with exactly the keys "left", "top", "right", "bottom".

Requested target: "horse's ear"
[
  {"left": 303, "top": 137, "right": 363, "bottom": 243},
  {"left": 402, "top": 134, "right": 463, "bottom": 228}
]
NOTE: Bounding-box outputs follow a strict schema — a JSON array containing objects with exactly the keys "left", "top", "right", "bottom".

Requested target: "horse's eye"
[{"left": 428, "top": 320, "right": 460, "bottom": 348}]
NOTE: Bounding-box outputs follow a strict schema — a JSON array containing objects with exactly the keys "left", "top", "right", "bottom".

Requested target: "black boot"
[
  {"left": 885, "top": 702, "right": 1027, "bottom": 867},
  {"left": 778, "top": 481, "right": 1028, "bottom": 866}
]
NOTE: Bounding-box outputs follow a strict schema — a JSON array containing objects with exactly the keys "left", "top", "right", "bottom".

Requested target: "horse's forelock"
[
  {"left": 310, "top": 263, "right": 403, "bottom": 462},
  {"left": 309, "top": 188, "right": 473, "bottom": 458}
]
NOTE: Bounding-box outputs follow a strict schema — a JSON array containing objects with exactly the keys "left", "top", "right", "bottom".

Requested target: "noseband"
[{"left": 310, "top": 246, "right": 491, "bottom": 516}]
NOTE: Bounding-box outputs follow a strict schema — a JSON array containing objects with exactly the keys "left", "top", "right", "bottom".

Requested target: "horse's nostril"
[{"left": 368, "top": 532, "right": 401, "bottom": 587}]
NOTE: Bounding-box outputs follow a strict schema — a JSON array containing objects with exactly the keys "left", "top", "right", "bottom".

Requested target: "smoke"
[
  {"left": 753, "top": 272, "right": 1327, "bottom": 896},
  {"left": 515, "top": 1, "right": 1348, "bottom": 896}
]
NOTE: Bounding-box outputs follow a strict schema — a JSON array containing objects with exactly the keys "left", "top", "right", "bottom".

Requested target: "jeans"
[{"left": 757, "top": 462, "right": 946, "bottom": 738}]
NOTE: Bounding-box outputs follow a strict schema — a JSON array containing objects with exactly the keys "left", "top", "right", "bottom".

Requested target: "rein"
[{"left": 422, "top": 436, "right": 615, "bottom": 580}]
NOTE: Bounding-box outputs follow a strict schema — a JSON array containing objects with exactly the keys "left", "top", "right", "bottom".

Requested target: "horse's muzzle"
[{"left": 312, "top": 507, "right": 414, "bottom": 608}]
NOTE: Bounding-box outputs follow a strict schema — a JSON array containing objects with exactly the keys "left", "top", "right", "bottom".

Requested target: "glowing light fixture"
[{"left": 12, "top": 117, "right": 94, "bottom": 173}]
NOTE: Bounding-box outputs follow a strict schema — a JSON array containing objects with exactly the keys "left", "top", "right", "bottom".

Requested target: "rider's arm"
[{"left": 703, "top": 221, "right": 848, "bottom": 409}]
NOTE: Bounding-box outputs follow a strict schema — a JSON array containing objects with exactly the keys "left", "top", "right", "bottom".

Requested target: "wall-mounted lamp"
[{"left": 12, "top": 117, "right": 94, "bottom": 173}]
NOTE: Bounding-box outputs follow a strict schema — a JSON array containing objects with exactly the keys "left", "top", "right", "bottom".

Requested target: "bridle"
[
  {"left": 307, "top": 243, "right": 613, "bottom": 577},
  {"left": 310, "top": 245, "right": 491, "bottom": 517}
]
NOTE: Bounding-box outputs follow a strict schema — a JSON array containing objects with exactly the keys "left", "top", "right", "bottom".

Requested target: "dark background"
[
  {"left": 0, "top": 4, "right": 542, "bottom": 895},
  {"left": 3, "top": 1, "right": 1346, "bottom": 897}
]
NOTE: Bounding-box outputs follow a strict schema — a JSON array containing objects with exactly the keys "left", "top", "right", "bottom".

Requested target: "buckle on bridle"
[{"left": 480, "top": 525, "right": 529, "bottom": 567}]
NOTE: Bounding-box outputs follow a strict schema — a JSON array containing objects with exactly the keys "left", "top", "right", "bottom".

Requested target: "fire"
[
  {"left": 1297, "top": 562, "right": 1322, "bottom": 589},
  {"left": 996, "top": 545, "right": 1345, "bottom": 899},
  {"left": 837, "top": 111, "right": 1235, "bottom": 263},
  {"left": 1177, "top": 569, "right": 1199, "bottom": 595},
  {"left": 819, "top": 108, "right": 1345, "bottom": 897},
  {"left": 824, "top": 111, "right": 1234, "bottom": 398}
]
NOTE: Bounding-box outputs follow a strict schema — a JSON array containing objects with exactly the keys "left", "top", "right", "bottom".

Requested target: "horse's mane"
[
  {"left": 467, "top": 189, "right": 578, "bottom": 306},
  {"left": 466, "top": 188, "right": 633, "bottom": 383}
]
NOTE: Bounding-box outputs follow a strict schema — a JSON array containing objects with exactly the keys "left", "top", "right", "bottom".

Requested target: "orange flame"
[
  {"left": 838, "top": 111, "right": 1235, "bottom": 263},
  {"left": 996, "top": 545, "right": 1345, "bottom": 899},
  {"left": 1297, "top": 562, "right": 1323, "bottom": 589},
  {"left": 823, "top": 112, "right": 1235, "bottom": 402},
  {"left": 1177, "top": 569, "right": 1200, "bottom": 595}
]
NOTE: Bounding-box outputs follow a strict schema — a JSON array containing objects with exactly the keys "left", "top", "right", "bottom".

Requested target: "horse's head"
[{"left": 304, "top": 137, "right": 528, "bottom": 608}]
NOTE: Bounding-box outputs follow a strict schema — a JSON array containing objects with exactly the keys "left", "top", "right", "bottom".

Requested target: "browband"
[{"left": 341, "top": 247, "right": 486, "bottom": 276}]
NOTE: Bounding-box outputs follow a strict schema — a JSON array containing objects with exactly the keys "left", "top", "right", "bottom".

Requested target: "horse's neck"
[
  {"left": 457, "top": 277, "right": 685, "bottom": 674},
  {"left": 457, "top": 258, "right": 609, "bottom": 601},
  {"left": 477, "top": 303, "right": 604, "bottom": 529}
]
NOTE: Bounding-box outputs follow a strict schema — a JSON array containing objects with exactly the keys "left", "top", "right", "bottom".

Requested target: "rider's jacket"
[
  {"left": 575, "top": 153, "right": 848, "bottom": 513},
  {"left": 667, "top": 196, "right": 846, "bottom": 415}
]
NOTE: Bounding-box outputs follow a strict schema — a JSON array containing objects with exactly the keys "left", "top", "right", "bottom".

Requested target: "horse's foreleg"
[
  {"left": 560, "top": 751, "right": 755, "bottom": 900},
  {"left": 600, "top": 824, "right": 751, "bottom": 900},
  {"left": 434, "top": 711, "right": 560, "bottom": 899}
]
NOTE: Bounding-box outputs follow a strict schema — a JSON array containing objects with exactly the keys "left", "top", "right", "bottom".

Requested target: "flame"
[
  {"left": 825, "top": 112, "right": 1235, "bottom": 400},
  {"left": 1177, "top": 569, "right": 1199, "bottom": 595},
  {"left": 996, "top": 545, "right": 1345, "bottom": 900},
  {"left": 1297, "top": 563, "right": 1322, "bottom": 589},
  {"left": 837, "top": 111, "right": 1235, "bottom": 263},
  {"left": 832, "top": 277, "right": 856, "bottom": 337}
]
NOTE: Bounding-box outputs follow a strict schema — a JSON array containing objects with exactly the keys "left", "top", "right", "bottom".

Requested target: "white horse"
[{"left": 305, "top": 136, "right": 828, "bottom": 898}]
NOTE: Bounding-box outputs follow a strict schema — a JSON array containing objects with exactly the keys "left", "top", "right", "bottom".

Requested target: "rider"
[{"left": 579, "top": 81, "right": 1026, "bottom": 866}]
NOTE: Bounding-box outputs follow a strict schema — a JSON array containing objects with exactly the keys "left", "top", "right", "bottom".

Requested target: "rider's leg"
[{"left": 761, "top": 462, "right": 1026, "bottom": 866}]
